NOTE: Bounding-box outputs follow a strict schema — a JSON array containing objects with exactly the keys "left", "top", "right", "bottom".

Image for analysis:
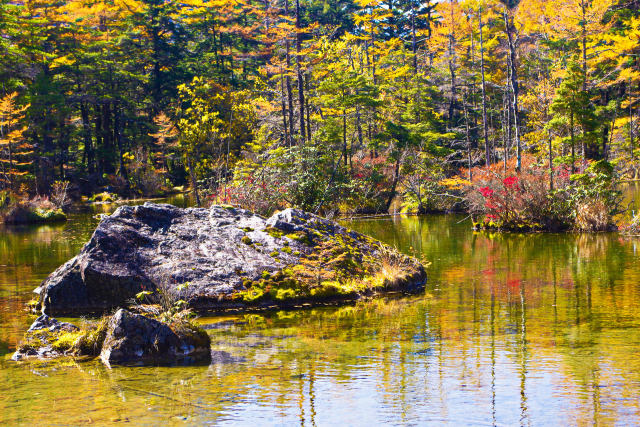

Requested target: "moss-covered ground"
[{"left": 233, "top": 219, "right": 426, "bottom": 306}]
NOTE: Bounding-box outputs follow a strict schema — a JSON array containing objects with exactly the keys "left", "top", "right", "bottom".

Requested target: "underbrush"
[
  {"left": 464, "top": 156, "right": 621, "bottom": 233},
  {"left": 0, "top": 193, "right": 67, "bottom": 224}
]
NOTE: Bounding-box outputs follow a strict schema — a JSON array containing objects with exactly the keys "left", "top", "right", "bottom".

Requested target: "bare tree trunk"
[
  {"left": 343, "top": 109, "right": 348, "bottom": 167},
  {"left": 295, "top": 0, "right": 306, "bottom": 144},
  {"left": 548, "top": 130, "right": 554, "bottom": 191},
  {"left": 284, "top": 0, "right": 295, "bottom": 143},
  {"left": 504, "top": 9, "right": 521, "bottom": 171},
  {"left": 464, "top": 94, "right": 473, "bottom": 181},
  {"left": 504, "top": 84, "right": 511, "bottom": 174},
  {"left": 479, "top": 8, "right": 490, "bottom": 168},
  {"left": 280, "top": 67, "right": 289, "bottom": 146},
  {"left": 448, "top": 6, "right": 457, "bottom": 125}
]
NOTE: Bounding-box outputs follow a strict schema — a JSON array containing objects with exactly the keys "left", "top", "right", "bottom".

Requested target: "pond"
[{"left": 1, "top": 190, "right": 640, "bottom": 425}]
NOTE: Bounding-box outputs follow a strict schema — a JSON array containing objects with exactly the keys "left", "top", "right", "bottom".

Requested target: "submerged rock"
[
  {"left": 100, "top": 309, "right": 211, "bottom": 366},
  {"left": 36, "top": 203, "right": 426, "bottom": 315}
]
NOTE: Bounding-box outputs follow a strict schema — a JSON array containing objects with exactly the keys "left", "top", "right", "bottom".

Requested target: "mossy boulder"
[
  {"left": 36, "top": 204, "right": 427, "bottom": 315},
  {"left": 12, "top": 310, "right": 210, "bottom": 366},
  {"left": 11, "top": 314, "right": 103, "bottom": 361}
]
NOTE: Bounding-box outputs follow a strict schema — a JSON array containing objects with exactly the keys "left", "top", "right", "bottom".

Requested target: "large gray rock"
[
  {"left": 36, "top": 203, "right": 426, "bottom": 315},
  {"left": 100, "top": 309, "right": 211, "bottom": 366}
]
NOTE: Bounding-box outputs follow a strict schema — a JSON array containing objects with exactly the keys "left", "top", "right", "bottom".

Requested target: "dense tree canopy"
[{"left": 1, "top": 0, "right": 640, "bottom": 215}]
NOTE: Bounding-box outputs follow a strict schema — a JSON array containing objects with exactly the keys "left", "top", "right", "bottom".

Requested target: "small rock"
[
  {"left": 28, "top": 314, "right": 79, "bottom": 333},
  {"left": 99, "top": 309, "right": 211, "bottom": 366}
]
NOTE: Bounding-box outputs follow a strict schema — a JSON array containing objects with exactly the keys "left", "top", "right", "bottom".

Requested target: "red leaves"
[
  {"left": 503, "top": 176, "right": 518, "bottom": 188},
  {"left": 479, "top": 186, "right": 494, "bottom": 198}
]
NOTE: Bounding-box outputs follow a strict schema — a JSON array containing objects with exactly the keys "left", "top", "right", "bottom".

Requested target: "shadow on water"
[{"left": 1, "top": 190, "right": 640, "bottom": 424}]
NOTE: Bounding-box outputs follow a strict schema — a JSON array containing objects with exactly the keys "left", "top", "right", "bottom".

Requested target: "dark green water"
[{"left": 1, "top": 190, "right": 640, "bottom": 425}]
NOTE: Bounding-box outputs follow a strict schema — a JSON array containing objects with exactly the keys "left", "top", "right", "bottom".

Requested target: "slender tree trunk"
[
  {"left": 356, "top": 106, "right": 363, "bottom": 155},
  {"left": 549, "top": 130, "right": 554, "bottom": 191},
  {"left": 570, "top": 107, "right": 576, "bottom": 173},
  {"left": 581, "top": 0, "right": 588, "bottom": 92},
  {"left": 280, "top": 67, "right": 289, "bottom": 146},
  {"left": 504, "top": 9, "right": 521, "bottom": 171},
  {"left": 411, "top": 0, "right": 417, "bottom": 72},
  {"left": 187, "top": 156, "right": 201, "bottom": 206},
  {"left": 448, "top": 6, "right": 457, "bottom": 125},
  {"left": 479, "top": 8, "right": 490, "bottom": 167},
  {"left": 630, "top": 82, "right": 635, "bottom": 160},
  {"left": 386, "top": 156, "right": 401, "bottom": 211},
  {"left": 81, "top": 102, "right": 95, "bottom": 174},
  {"left": 426, "top": 1, "right": 433, "bottom": 67},
  {"left": 464, "top": 95, "right": 472, "bottom": 181},
  {"left": 283, "top": 0, "right": 295, "bottom": 143},
  {"left": 504, "top": 84, "right": 511, "bottom": 174},
  {"left": 305, "top": 76, "right": 311, "bottom": 140},
  {"left": 211, "top": 19, "right": 220, "bottom": 71},
  {"left": 94, "top": 104, "right": 103, "bottom": 176},
  {"left": 343, "top": 109, "right": 348, "bottom": 167},
  {"left": 102, "top": 102, "right": 114, "bottom": 174},
  {"left": 295, "top": 0, "right": 306, "bottom": 143},
  {"left": 113, "top": 104, "right": 129, "bottom": 185}
]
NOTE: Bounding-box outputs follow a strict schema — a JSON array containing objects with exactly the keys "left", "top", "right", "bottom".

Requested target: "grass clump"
[
  {"left": 89, "top": 192, "right": 117, "bottom": 203},
  {"left": 265, "top": 226, "right": 284, "bottom": 238},
  {"left": 233, "top": 225, "right": 426, "bottom": 306},
  {"left": 74, "top": 317, "right": 109, "bottom": 356},
  {"left": 241, "top": 236, "right": 253, "bottom": 245}
]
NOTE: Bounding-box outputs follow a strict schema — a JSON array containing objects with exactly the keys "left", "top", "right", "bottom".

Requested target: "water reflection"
[{"left": 0, "top": 193, "right": 640, "bottom": 424}]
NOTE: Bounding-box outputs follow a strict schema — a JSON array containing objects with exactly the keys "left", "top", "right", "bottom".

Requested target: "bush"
[
  {"left": 209, "top": 169, "right": 288, "bottom": 216},
  {"left": 465, "top": 156, "right": 621, "bottom": 232},
  {"left": 124, "top": 148, "right": 168, "bottom": 196},
  {"left": 51, "top": 180, "right": 71, "bottom": 211},
  {"left": 1, "top": 195, "right": 67, "bottom": 224}
]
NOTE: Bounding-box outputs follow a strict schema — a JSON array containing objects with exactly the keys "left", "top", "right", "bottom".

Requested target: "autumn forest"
[{"left": 1, "top": 0, "right": 639, "bottom": 229}]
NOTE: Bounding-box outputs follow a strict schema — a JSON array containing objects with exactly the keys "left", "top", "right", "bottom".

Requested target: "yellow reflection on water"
[{"left": 1, "top": 192, "right": 640, "bottom": 424}]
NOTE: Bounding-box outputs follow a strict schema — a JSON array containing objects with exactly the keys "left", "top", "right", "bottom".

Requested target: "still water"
[{"left": 1, "top": 191, "right": 640, "bottom": 425}]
